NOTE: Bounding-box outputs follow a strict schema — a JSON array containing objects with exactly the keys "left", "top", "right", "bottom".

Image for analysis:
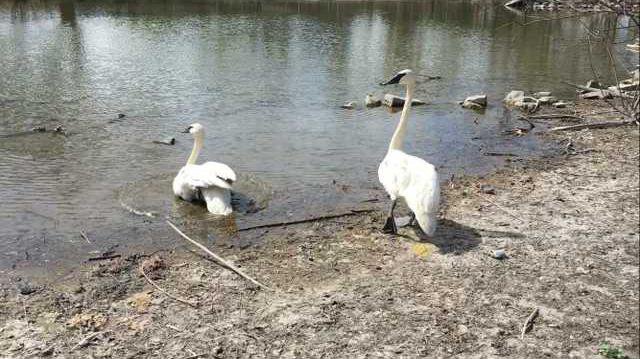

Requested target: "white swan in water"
[
  {"left": 172, "top": 123, "right": 237, "bottom": 215},
  {"left": 378, "top": 69, "right": 440, "bottom": 236}
]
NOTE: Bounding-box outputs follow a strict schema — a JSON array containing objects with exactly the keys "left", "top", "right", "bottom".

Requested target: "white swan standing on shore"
[
  {"left": 378, "top": 69, "right": 440, "bottom": 236},
  {"left": 172, "top": 123, "right": 237, "bottom": 215}
]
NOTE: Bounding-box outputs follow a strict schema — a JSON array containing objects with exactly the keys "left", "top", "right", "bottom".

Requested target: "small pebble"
[
  {"left": 341, "top": 102, "right": 356, "bottom": 109},
  {"left": 492, "top": 249, "right": 507, "bottom": 259},
  {"left": 395, "top": 216, "right": 412, "bottom": 227},
  {"left": 553, "top": 101, "right": 567, "bottom": 108},
  {"left": 18, "top": 282, "right": 37, "bottom": 295},
  {"left": 480, "top": 184, "right": 497, "bottom": 195}
]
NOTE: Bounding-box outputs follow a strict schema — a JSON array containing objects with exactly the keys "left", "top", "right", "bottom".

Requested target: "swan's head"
[
  {"left": 182, "top": 123, "right": 204, "bottom": 136},
  {"left": 380, "top": 69, "right": 416, "bottom": 86}
]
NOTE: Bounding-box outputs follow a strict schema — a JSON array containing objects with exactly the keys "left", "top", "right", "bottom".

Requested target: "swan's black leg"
[
  {"left": 382, "top": 199, "right": 398, "bottom": 234},
  {"left": 409, "top": 212, "right": 416, "bottom": 227}
]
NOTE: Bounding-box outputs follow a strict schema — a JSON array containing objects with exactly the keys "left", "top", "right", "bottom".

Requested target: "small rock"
[
  {"left": 341, "top": 102, "right": 356, "bottom": 109},
  {"left": 365, "top": 94, "right": 382, "bottom": 108},
  {"left": 533, "top": 91, "right": 552, "bottom": 97},
  {"left": 616, "top": 80, "right": 639, "bottom": 92},
  {"left": 480, "top": 184, "right": 496, "bottom": 195},
  {"left": 395, "top": 216, "right": 412, "bottom": 228},
  {"left": 580, "top": 90, "right": 612, "bottom": 100},
  {"left": 463, "top": 94, "right": 488, "bottom": 107},
  {"left": 504, "top": 90, "right": 525, "bottom": 106},
  {"left": 462, "top": 100, "right": 485, "bottom": 110},
  {"left": 492, "top": 249, "right": 507, "bottom": 259},
  {"left": 118, "top": 113, "right": 126, "bottom": 119},
  {"left": 585, "top": 80, "right": 606, "bottom": 89},
  {"left": 152, "top": 137, "right": 176, "bottom": 145},
  {"left": 31, "top": 126, "right": 46, "bottom": 132},
  {"left": 505, "top": 0, "right": 526, "bottom": 7},
  {"left": 40, "top": 346, "right": 55, "bottom": 357},
  {"left": 71, "top": 284, "right": 85, "bottom": 294},
  {"left": 383, "top": 94, "right": 426, "bottom": 108},
  {"left": 553, "top": 101, "right": 567, "bottom": 108},
  {"left": 17, "top": 282, "right": 37, "bottom": 295}
]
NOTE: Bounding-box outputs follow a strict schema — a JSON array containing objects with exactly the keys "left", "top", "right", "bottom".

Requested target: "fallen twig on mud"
[
  {"left": 80, "top": 231, "right": 91, "bottom": 244},
  {"left": 70, "top": 331, "right": 104, "bottom": 351},
  {"left": 183, "top": 354, "right": 207, "bottom": 359},
  {"left": 483, "top": 152, "right": 518, "bottom": 157},
  {"left": 520, "top": 307, "right": 540, "bottom": 339},
  {"left": 86, "top": 254, "right": 121, "bottom": 261},
  {"left": 548, "top": 120, "right": 636, "bottom": 132},
  {"left": 237, "top": 209, "right": 376, "bottom": 232},
  {"left": 522, "top": 114, "right": 585, "bottom": 121},
  {"left": 141, "top": 269, "right": 198, "bottom": 308},
  {"left": 167, "top": 220, "right": 271, "bottom": 291}
]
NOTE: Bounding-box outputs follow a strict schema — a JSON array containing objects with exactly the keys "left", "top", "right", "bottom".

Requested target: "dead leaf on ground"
[
  {"left": 139, "top": 255, "right": 167, "bottom": 279},
  {"left": 127, "top": 292, "right": 152, "bottom": 313},
  {"left": 67, "top": 312, "right": 107, "bottom": 330}
]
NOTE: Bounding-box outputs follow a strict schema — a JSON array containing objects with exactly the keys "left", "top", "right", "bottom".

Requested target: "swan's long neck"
[
  {"left": 388, "top": 82, "right": 415, "bottom": 152},
  {"left": 187, "top": 133, "right": 204, "bottom": 165}
]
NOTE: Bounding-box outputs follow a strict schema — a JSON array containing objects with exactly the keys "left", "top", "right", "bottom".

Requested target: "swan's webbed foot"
[{"left": 382, "top": 216, "right": 398, "bottom": 234}]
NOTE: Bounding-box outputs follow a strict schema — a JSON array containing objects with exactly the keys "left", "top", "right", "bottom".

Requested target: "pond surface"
[{"left": 0, "top": 0, "right": 636, "bottom": 275}]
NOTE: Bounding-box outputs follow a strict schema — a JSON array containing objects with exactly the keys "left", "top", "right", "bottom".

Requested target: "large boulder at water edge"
[{"left": 383, "top": 94, "right": 426, "bottom": 108}]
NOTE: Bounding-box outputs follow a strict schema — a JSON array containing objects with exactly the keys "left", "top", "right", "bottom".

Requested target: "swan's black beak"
[
  {"left": 380, "top": 72, "right": 405, "bottom": 86},
  {"left": 181, "top": 126, "right": 192, "bottom": 133}
]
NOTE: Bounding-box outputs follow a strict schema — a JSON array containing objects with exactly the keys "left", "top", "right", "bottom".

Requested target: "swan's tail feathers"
[
  {"left": 201, "top": 187, "right": 233, "bottom": 216},
  {"left": 415, "top": 211, "right": 438, "bottom": 237}
]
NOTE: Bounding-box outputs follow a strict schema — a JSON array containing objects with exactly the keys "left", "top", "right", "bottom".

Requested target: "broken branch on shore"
[
  {"left": 70, "top": 331, "right": 104, "bottom": 351},
  {"left": 520, "top": 307, "right": 540, "bottom": 339},
  {"left": 521, "top": 114, "right": 586, "bottom": 121},
  {"left": 483, "top": 152, "right": 518, "bottom": 157},
  {"left": 166, "top": 220, "right": 271, "bottom": 291},
  {"left": 548, "top": 120, "right": 636, "bottom": 132},
  {"left": 561, "top": 80, "right": 602, "bottom": 93},
  {"left": 140, "top": 269, "right": 198, "bottom": 308},
  {"left": 86, "top": 254, "right": 121, "bottom": 261},
  {"left": 237, "top": 209, "right": 376, "bottom": 232}
]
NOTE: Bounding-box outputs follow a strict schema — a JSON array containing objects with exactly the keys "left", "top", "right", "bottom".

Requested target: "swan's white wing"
[
  {"left": 378, "top": 149, "right": 440, "bottom": 235},
  {"left": 173, "top": 166, "right": 198, "bottom": 200},
  {"left": 402, "top": 154, "right": 439, "bottom": 236},
  {"left": 378, "top": 150, "right": 412, "bottom": 199},
  {"left": 180, "top": 162, "right": 237, "bottom": 190}
]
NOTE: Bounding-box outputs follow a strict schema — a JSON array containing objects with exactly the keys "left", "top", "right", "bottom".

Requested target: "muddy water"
[{"left": 0, "top": 0, "right": 636, "bottom": 275}]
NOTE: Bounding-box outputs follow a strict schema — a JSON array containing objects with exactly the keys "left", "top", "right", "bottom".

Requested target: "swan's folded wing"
[{"left": 183, "top": 162, "right": 237, "bottom": 190}]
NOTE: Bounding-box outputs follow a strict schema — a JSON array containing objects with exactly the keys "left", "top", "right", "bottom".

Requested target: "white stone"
[
  {"left": 504, "top": 90, "right": 525, "bottom": 106},
  {"left": 463, "top": 94, "right": 487, "bottom": 107}
]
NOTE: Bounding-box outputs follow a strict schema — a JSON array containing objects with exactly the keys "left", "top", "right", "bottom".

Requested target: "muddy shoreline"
[{"left": 1, "top": 100, "right": 639, "bottom": 358}]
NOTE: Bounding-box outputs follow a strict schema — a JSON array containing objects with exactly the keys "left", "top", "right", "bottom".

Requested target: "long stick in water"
[{"left": 166, "top": 220, "right": 271, "bottom": 291}]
